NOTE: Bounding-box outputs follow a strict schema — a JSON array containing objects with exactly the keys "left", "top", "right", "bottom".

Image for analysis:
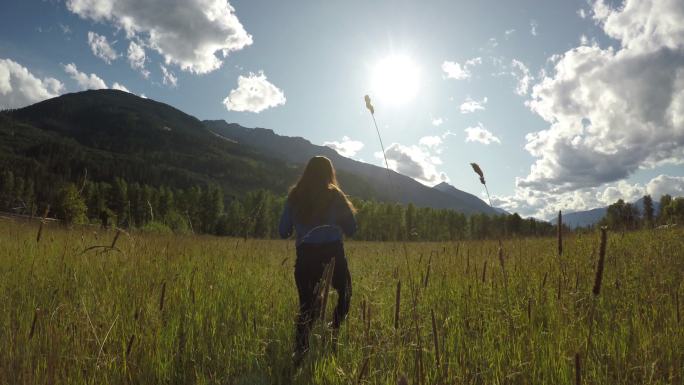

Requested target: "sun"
[{"left": 370, "top": 54, "right": 421, "bottom": 106}]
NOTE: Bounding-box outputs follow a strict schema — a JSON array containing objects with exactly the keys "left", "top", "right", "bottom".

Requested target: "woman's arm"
[
  {"left": 279, "top": 201, "right": 294, "bottom": 239},
  {"left": 336, "top": 195, "right": 357, "bottom": 237}
]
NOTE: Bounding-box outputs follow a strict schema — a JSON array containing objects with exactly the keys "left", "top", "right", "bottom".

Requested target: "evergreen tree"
[
  {"left": 55, "top": 183, "right": 87, "bottom": 225},
  {"left": 658, "top": 194, "right": 673, "bottom": 224},
  {"left": 642, "top": 195, "right": 654, "bottom": 228}
]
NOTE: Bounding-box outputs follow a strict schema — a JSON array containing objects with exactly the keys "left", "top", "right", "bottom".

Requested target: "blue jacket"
[{"left": 279, "top": 196, "right": 356, "bottom": 246}]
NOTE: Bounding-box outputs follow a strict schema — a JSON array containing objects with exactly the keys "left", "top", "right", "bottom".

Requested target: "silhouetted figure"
[{"left": 279, "top": 156, "right": 356, "bottom": 366}]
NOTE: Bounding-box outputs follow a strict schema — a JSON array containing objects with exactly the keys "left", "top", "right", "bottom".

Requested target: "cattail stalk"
[
  {"left": 481, "top": 260, "right": 487, "bottom": 283},
  {"left": 587, "top": 227, "right": 607, "bottom": 350},
  {"left": 111, "top": 229, "right": 121, "bottom": 249},
  {"left": 319, "top": 258, "right": 336, "bottom": 323},
  {"left": 558, "top": 210, "right": 563, "bottom": 256},
  {"left": 575, "top": 352, "right": 581, "bottom": 385},
  {"left": 357, "top": 356, "right": 369, "bottom": 385},
  {"left": 498, "top": 243, "right": 515, "bottom": 336},
  {"left": 394, "top": 280, "right": 401, "bottom": 329},
  {"left": 431, "top": 309, "right": 440, "bottom": 369},
  {"left": 126, "top": 334, "right": 135, "bottom": 356},
  {"left": 675, "top": 291, "right": 680, "bottom": 325},
  {"left": 159, "top": 281, "right": 166, "bottom": 312},
  {"left": 593, "top": 228, "right": 607, "bottom": 296},
  {"left": 36, "top": 205, "right": 50, "bottom": 243},
  {"left": 29, "top": 308, "right": 39, "bottom": 340},
  {"left": 423, "top": 253, "right": 432, "bottom": 288}
]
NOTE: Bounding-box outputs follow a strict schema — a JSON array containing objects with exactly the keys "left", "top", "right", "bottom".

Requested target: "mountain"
[
  {"left": 204, "top": 120, "right": 497, "bottom": 215},
  {"left": 562, "top": 197, "right": 661, "bottom": 228},
  {"left": 1, "top": 89, "right": 496, "bottom": 215},
  {"left": 562, "top": 207, "right": 607, "bottom": 229},
  {"left": 1, "top": 89, "right": 301, "bottom": 196},
  {"left": 432, "top": 182, "right": 504, "bottom": 214}
]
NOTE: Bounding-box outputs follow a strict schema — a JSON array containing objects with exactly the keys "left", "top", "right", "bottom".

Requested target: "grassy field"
[{"left": 0, "top": 220, "right": 682, "bottom": 385}]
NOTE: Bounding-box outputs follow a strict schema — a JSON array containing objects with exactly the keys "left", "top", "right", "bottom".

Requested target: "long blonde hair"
[{"left": 288, "top": 156, "right": 355, "bottom": 224}]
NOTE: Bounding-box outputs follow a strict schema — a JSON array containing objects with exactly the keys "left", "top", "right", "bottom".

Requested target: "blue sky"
[{"left": 1, "top": 0, "right": 683, "bottom": 218}]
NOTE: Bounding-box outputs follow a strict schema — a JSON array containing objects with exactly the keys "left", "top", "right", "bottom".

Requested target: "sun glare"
[{"left": 371, "top": 54, "right": 420, "bottom": 106}]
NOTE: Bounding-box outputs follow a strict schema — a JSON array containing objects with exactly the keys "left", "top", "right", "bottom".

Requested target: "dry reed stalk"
[
  {"left": 593, "top": 227, "right": 607, "bottom": 296},
  {"left": 423, "top": 253, "right": 432, "bottom": 288},
  {"left": 474, "top": 262, "right": 478, "bottom": 282},
  {"left": 319, "top": 258, "right": 336, "bottom": 323},
  {"left": 558, "top": 210, "right": 563, "bottom": 256},
  {"left": 465, "top": 249, "right": 470, "bottom": 275},
  {"left": 29, "top": 307, "right": 39, "bottom": 340},
  {"left": 126, "top": 334, "right": 135, "bottom": 356},
  {"left": 361, "top": 298, "right": 366, "bottom": 325},
  {"left": 357, "top": 356, "right": 369, "bottom": 385},
  {"left": 498, "top": 243, "right": 515, "bottom": 336},
  {"left": 110, "top": 228, "right": 121, "bottom": 249},
  {"left": 575, "top": 352, "right": 581, "bottom": 385},
  {"left": 159, "top": 281, "right": 167, "bottom": 312},
  {"left": 527, "top": 298, "right": 532, "bottom": 323},
  {"left": 587, "top": 227, "right": 607, "bottom": 350},
  {"left": 394, "top": 280, "right": 401, "bottom": 330},
  {"left": 431, "top": 309, "right": 440, "bottom": 369},
  {"left": 481, "top": 260, "right": 487, "bottom": 283},
  {"left": 675, "top": 291, "right": 680, "bottom": 324},
  {"left": 36, "top": 205, "right": 50, "bottom": 243}
]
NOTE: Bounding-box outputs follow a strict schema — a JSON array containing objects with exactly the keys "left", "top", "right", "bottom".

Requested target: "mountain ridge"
[
  {"left": 204, "top": 120, "right": 497, "bottom": 215},
  {"left": 2, "top": 90, "right": 496, "bottom": 215}
]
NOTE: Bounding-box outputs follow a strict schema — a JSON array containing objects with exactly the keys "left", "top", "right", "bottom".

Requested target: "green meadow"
[{"left": 1, "top": 220, "right": 682, "bottom": 384}]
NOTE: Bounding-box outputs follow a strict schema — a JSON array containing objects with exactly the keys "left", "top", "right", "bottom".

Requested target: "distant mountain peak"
[{"left": 433, "top": 181, "right": 452, "bottom": 189}]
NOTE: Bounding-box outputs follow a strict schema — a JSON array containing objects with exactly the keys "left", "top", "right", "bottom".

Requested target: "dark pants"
[{"left": 294, "top": 241, "right": 351, "bottom": 354}]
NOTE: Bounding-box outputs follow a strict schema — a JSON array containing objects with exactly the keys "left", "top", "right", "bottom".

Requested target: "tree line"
[
  {"left": 598, "top": 194, "right": 684, "bottom": 230},
  {"left": 0, "top": 171, "right": 558, "bottom": 241}
]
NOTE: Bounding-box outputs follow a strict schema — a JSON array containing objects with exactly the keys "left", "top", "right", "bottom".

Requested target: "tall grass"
[{"left": 0, "top": 220, "right": 682, "bottom": 384}]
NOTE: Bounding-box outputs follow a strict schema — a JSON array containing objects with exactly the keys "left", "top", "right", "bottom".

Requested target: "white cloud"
[
  {"left": 495, "top": 174, "right": 684, "bottom": 219},
  {"left": 442, "top": 57, "right": 481, "bottom": 80},
  {"left": 63, "top": 63, "right": 107, "bottom": 90},
  {"left": 87, "top": 31, "right": 118, "bottom": 63},
  {"left": 0, "top": 58, "right": 64, "bottom": 108},
  {"left": 505, "top": 29, "right": 516, "bottom": 36},
  {"left": 511, "top": 59, "right": 532, "bottom": 95},
  {"left": 378, "top": 143, "right": 448, "bottom": 186},
  {"left": 67, "top": 0, "right": 253, "bottom": 74},
  {"left": 441, "top": 61, "right": 469, "bottom": 80},
  {"left": 646, "top": 175, "right": 684, "bottom": 199},
  {"left": 594, "top": 0, "right": 684, "bottom": 53},
  {"left": 127, "top": 41, "right": 149, "bottom": 77},
  {"left": 431, "top": 117, "right": 443, "bottom": 126},
  {"left": 519, "top": 0, "right": 684, "bottom": 194},
  {"left": 159, "top": 64, "right": 177, "bottom": 87},
  {"left": 577, "top": 9, "right": 587, "bottom": 19},
  {"left": 323, "top": 136, "right": 364, "bottom": 158},
  {"left": 465, "top": 57, "right": 482, "bottom": 67},
  {"left": 530, "top": 20, "right": 538, "bottom": 36},
  {"left": 223, "top": 71, "right": 286, "bottom": 113},
  {"left": 460, "top": 96, "right": 488, "bottom": 113},
  {"left": 419, "top": 135, "right": 442, "bottom": 148},
  {"left": 111, "top": 82, "right": 130, "bottom": 92},
  {"left": 464, "top": 123, "right": 501, "bottom": 145}
]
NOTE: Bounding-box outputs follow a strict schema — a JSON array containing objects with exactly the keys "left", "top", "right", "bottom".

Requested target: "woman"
[{"left": 279, "top": 156, "right": 357, "bottom": 360}]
